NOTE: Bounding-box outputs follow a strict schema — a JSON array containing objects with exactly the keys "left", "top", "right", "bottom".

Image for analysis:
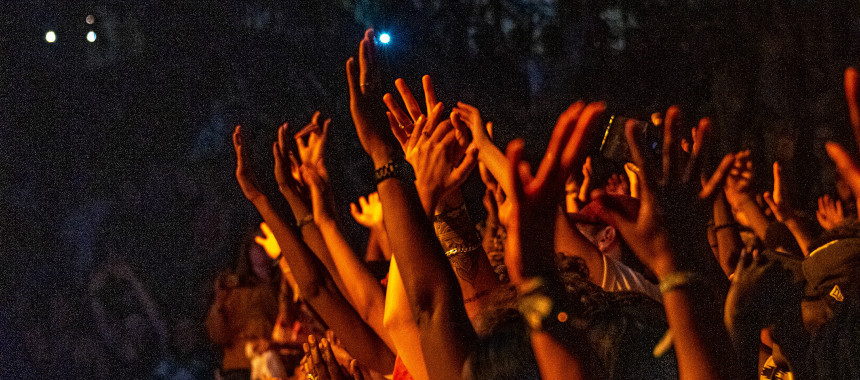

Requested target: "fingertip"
[{"left": 506, "top": 138, "right": 525, "bottom": 159}]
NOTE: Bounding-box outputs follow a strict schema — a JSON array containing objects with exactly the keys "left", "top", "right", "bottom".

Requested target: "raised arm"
[
  {"left": 384, "top": 77, "right": 500, "bottom": 320},
  {"left": 301, "top": 155, "right": 394, "bottom": 351},
  {"left": 274, "top": 118, "right": 351, "bottom": 300},
  {"left": 347, "top": 29, "right": 475, "bottom": 379},
  {"left": 233, "top": 125, "right": 395, "bottom": 373},
  {"left": 598, "top": 108, "right": 739, "bottom": 380},
  {"left": 351, "top": 193, "right": 431, "bottom": 380},
  {"left": 762, "top": 161, "right": 813, "bottom": 255},
  {"left": 499, "top": 101, "right": 608, "bottom": 380},
  {"left": 723, "top": 150, "right": 771, "bottom": 241}
]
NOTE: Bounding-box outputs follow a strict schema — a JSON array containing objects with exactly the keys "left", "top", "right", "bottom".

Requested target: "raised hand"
[
  {"left": 273, "top": 122, "right": 308, "bottom": 200},
  {"left": 300, "top": 153, "right": 336, "bottom": 227},
  {"left": 303, "top": 335, "right": 351, "bottom": 380},
  {"left": 254, "top": 222, "right": 281, "bottom": 260},
  {"left": 232, "top": 125, "right": 264, "bottom": 202},
  {"left": 500, "top": 101, "right": 606, "bottom": 284},
  {"left": 349, "top": 192, "right": 383, "bottom": 229},
  {"left": 763, "top": 162, "right": 796, "bottom": 223},
  {"left": 595, "top": 107, "right": 739, "bottom": 379},
  {"left": 296, "top": 111, "right": 331, "bottom": 177},
  {"left": 347, "top": 29, "right": 398, "bottom": 165},
  {"left": 816, "top": 194, "right": 845, "bottom": 230},
  {"left": 826, "top": 67, "right": 860, "bottom": 213},
  {"left": 403, "top": 112, "right": 477, "bottom": 214},
  {"left": 450, "top": 102, "right": 491, "bottom": 148},
  {"left": 723, "top": 150, "right": 755, "bottom": 209},
  {"left": 385, "top": 75, "right": 439, "bottom": 145},
  {"left": 604, "top": 173, "right": 630, "bottom": 196}
]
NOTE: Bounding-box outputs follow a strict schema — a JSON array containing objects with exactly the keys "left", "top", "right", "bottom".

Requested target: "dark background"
[{"left": 1, "top": 0, "right": 860, "bottom": 377}]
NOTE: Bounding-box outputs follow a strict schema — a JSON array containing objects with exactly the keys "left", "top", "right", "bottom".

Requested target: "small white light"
[
  {"left": 45, "top": 31, "right": 56, "bottom": 43},
  {"left": 87, "top": 31, "right": 96, "bottom": 42},
  {"left": 379, "top": 33, "right": 391, "bottom": 44},
  {"left": 86, "top": 15, "right": 95, "bottom": 24}
]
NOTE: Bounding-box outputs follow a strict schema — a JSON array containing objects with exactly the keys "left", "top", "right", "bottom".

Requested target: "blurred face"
[{"left": 249, "top": 243, "right": 272, "bottom": 281}]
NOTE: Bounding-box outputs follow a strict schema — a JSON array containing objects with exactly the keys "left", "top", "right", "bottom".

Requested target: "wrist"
[
  {"left": 728, "top": 194, "right": 755, "bottom": 210},
  {"left": 436, "top": 191, "right": 465, "bottom": 215},
  {"left": 370, "top": 147, "right": 397, "bottom": 169},
  {"left": 315, "top": 216, "right": 337, "bottom": 229},
  {"left": 651, "top": 255, "right": 679, "bottom": 281}
]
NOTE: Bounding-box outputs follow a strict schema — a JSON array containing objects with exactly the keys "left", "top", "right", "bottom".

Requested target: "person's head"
[
  {"left": 570, "top": 195, "right": 641, "bottom": 264},
  {"left": 581, "top": 291, "right": 677, "bottom": 380},
  {"left": 463, "top": 309, "right": 541, "bottom": 380},
  {"left": 576, "top": 222, "right": 621, "bottom": 255},
  {"left": 235, "top": 225, "right": 279, "bottom": 285}
]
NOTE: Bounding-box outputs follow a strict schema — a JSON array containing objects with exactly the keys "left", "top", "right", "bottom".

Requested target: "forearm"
[
  {"left": 713, "top": 194, "right": 742, "bottom": 276},
  {"left": 383, "top": 256, "right": 430, "bottom": 380},
  {"left": 281, "top": 187, "right": 351, "bottom": 297},
  {"left": 376, "top": 164, "right": 475, "bottom": 379},
  {"left": 317, "top": 218, "right": 393, "bottom": 349},
  {"left": 307, "top": 277, "right": 396, "bottom": 374},
  {"left": 254, "top": 196, "right": 395, "bottom": 372},
  {"left": 250, "top": 196, "right": 328, "bottom": 295},
  {"left": 531, "top": 331, "right": 592, "bottom": 380},
  {"left": 433, "top": 194, "right": 501, "bottom": 319},
  {"left": 781, "top": 218, "right": 812, "bottom": 256},
  {"left": 476, "top": 141, "right": 513, "bottom": 196},
  {"left": 657, "top": 262, "right": 739, "bottom": 380},
  {"left": 130, "top": 282, "right": 169, "bottom": 349}
]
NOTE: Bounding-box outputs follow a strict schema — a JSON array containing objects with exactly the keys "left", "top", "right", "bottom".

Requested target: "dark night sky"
[{"left": 1, "top": 0, "right": 860, "bottom": 376}]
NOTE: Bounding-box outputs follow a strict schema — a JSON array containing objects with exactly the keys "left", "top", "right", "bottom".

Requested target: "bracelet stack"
[{"left": 374, "top": 159, "right": 415, "bottom": 185}]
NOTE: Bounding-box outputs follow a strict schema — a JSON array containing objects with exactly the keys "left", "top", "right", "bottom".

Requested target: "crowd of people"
[{"left": 204, "top": 29, "right": 860, "bottom": 380}]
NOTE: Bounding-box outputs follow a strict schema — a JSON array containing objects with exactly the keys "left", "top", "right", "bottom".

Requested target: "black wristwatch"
[{"left": 374, "top": 159, "right": 416, "bottom": 184}]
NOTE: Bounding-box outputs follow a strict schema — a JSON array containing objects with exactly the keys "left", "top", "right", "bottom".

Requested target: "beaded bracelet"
[{"left": 658, "top": 271, "right": 701, "bottom": 294}]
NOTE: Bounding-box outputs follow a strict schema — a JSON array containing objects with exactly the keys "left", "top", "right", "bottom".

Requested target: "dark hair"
[
  {"left": 463, "top": 308, "right": 541, "bottom": 380},
  {"left": 233, "top": 225, "right": 280, "bottom": 287},
  {"left": 581, "top": 291, "right": 677, "bottom": 380},
  {"left": 466, "top": 255, "right": 676, "bottom": 379}
]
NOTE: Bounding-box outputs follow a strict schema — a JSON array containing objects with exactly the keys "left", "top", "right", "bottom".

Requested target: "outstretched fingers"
[
  {"left": 772, "top": 162, "right": 782, "bottom": 203},
  {"left": 422, "top": 75, "right": 438, "bottom": 112},
  {"left": 395, "top": 78, "right": 423, "bottom": 121},
  {"left": 529, "top": 101, "right": 585, "bottom": 192}
]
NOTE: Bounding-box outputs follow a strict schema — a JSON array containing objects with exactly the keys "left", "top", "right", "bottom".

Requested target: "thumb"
[{"left": 763, "top": 191, "right": 779, "bottom": 217}]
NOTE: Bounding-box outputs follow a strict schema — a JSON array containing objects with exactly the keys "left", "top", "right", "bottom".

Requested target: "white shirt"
[{"left": 601, "top": 254, "right": 662, "bottom": 302}]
